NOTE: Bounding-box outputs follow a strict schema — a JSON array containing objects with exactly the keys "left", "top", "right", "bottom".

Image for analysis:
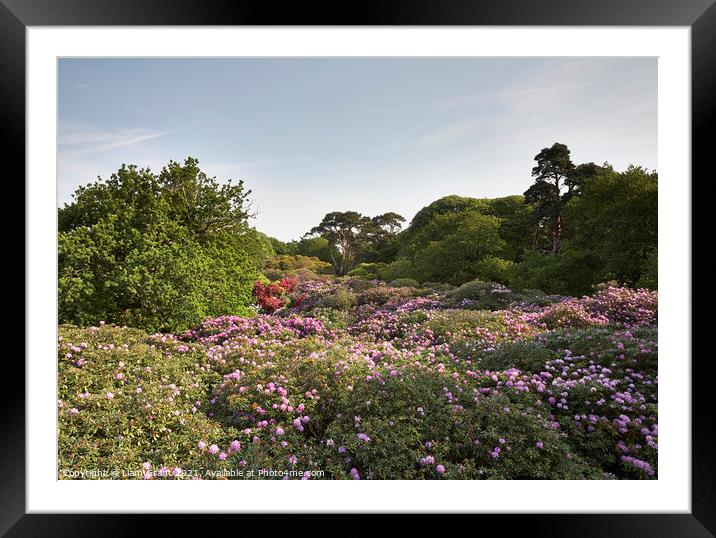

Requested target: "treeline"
[
  {"left": 273, "top": 143, "right": 657, "bottom": 295},
  {"left": 57, "top": 143, "right": 656, "bottom": 332}
]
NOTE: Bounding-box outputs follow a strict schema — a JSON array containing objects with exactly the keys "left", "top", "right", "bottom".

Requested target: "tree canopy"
[
  {"left": 523, "top": 143, "right": 601, "bottom": 253},
  {"left": 58, "top": 158, "right": 261, "bottom": 331},
  {"left": 305, "top": 211, "right": 405, "bottom": 275},
  {"left": 514, "top": 161, "right": 657, "bottom": 294}
]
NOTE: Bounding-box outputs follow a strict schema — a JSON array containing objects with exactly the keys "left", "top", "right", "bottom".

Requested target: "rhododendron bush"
[
  {"left": 253, "top": 277, "right": 305, "bottom": 313},
  {"left": 59, "top": 284, "right": 658, "bottom": 480}
]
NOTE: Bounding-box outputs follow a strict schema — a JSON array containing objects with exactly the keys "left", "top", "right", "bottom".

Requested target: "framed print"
[{"left": 6, "top": 0, "right": 712, "bottom": 534}]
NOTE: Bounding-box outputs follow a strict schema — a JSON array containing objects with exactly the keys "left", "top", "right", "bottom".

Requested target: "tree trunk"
[
  {"left": 552, "top": 215, "right": 562, "bottom": 254},
  {"left": 552, "top": 174, "right": 562, "bottom": 254},
  {"left": 330, "top": 251, "right": 341, "bottom": 276}
]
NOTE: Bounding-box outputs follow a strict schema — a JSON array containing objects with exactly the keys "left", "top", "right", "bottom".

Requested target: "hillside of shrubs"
[{"left": 58, "top": 145, "right": 659, "bottom": 480}]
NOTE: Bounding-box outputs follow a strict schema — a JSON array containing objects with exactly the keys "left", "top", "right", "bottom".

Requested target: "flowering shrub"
[
  {"left": 262, "top": 254, "right": 334, "bottom": 282},
  {"left": 356, "top": 286, "right": 420, "bottom": 306},
  {"left": 59, "top": 283, "right": 657, "bottom": 480},
  {"left": 529, "top": 286, "right": 657, "bottom": 329},
  {"left": 532, "top": 299, "right": 609, "bottom": 329},
  {"left": 313, "top": 289, "right": 357, "bottom": 311},
  {"left": 590, "top": 286, "right": 658, "bottom": 326},
  {"left": 449, "top": 280, "right": 517, "bottom": 310},
  {"left": 322, "top": 370, "right": 599, "bottom": 479},
  {"left": 390, "top": 278, "right": 420, "bottom": 288},
  {"left": 253, "top": 277, "right": 303, "bottom": 313}
]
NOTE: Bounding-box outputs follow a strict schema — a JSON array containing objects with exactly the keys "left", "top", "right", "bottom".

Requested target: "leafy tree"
[
  {"left": 399, "top": 195, "right": 491, "bottom": 255},
  {"left": 484, "top": 195, "right": 535, "bottom": 262},
  {"left": 235, "top": 228, "right": 276, "bottom": 270},
  {"left": 409, "top": 210, "right": 510, "bottom": 285},
  {"left": 637, "top": 248, "right": 658, "bottom": 290},
  {"left": 268, "top": 236, "right": 339, "bottom": 264},
  {"left": 305, "top": 211, "right": 366, "bottom": 275},
  {"left": 60, "top": 158, "right": 253, "bottom": 237},
  {"left": 523, "top": 143, "right": 600, "bottom": 253},
  {"left": 295, "top": 236, "right": 338, "bottom": 264},
  {"left": 370, "top": 211, "right": 406, "bottom": 234},
  {"left": 565, "top": 165, "right": 657, "bottom": 286},
  {"left": 58, "top": 164, "right": 161, "bottom": 233},
  {"left": 398, "top": 195, "right": 532, "bottom": 263},
  {"left": 387, "top": 195, "right": 531, "bottom": 285},
  {"left": 305, "top": 211, "right": 404, "bottom": 275},
  {"left": 359, "top": 212, "right": 406, "bottom": 264},
  {"left": 58, "top": 158, "right": 259, "bottom": 332},
  {"left": 158, "top": 158, "right": 254, "bottom": 239},
  {"left": 268, "top": 237, "right": 296, "bottom": 256},
  {"left": 377, "top": 258, "right": 416, "bottom": 282},
  {"left": 510, "top": 248, "right": 601, "bottom": 296}
]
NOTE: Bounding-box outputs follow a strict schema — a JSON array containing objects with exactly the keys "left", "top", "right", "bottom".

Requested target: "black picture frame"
[{"left": 6, "top": 0, "right": 711, "bottom": 534}]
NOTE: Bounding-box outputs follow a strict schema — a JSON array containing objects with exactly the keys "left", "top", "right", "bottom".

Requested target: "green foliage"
[
  {"left": 478, "top": 339, "right": 556, "bottom": 372},
  {"left": 359, "top": 212, "right": 406, "bottom": 264},
  {"left": 235, "top": 228, "right": 276, "bottom": 270},
  {"left": 385, "top": 195, "right": 530, "bottom": 287},
  {"left": 314, "top": 288, "right": 357, "bottom": 311},
  {"left": 306, "top": 211, "right": 405, "bottom": 275},
  {"left": 510, "top": 249, "right": 600, "bottom": 296},
  {"left": 637, "top": 248, "right": 658, "bottom": 290},
  {"left": 58, "top": 325, "right": 228, "bottom": 478},
  {"left": 472, "top": 256, "right": 515, "bottom": 284},
  {"left": 423, "top": 309, "right": 508, "bottom": 340},
  {"left": 344, "top": 278, "right": 377, "bottom": 292},
  {"left": 409, "top": 211, "right": 509, "bottom": 285},
  {"left": 566, "top": 165, "right": 658, "bottom": 286},
  {"left": 356, "top": 286, "right": 418, "bottom": 306},
  {"left": 449, "top": 280, "right": 516, "bottom": 310},
  {"left": 58, "top": 158, "right": 259, "bottom": 332},
  {"left": 308, "top": 307, "right": 350, "bottom": 330},
  {"left": 346, "top": 262, "right": 387, "bottom": 281},
  {"left": 292, "top": 236, "right": 337, "bottom": 264},
  {"left": 263, "top": 254, "right": 334, "bottom": 281},
  {"left": 523, "top": 143, "right": 601, "bottom": 254},
  {"left": 390, "top": 278, "right": 419, "bottom": 288},
  {"left": 400, "top": 195, "right": 492, "bottom": 247},
  {"left": 59, "top": 225, "right": 256, "bottom": 332},
  {"left": 507, "top": 161, "right": 658, "bottom": 295},
  {"left": 324, "top": 370, "right": 597, "bottom": 479},
  {"left": 421, "top": 282, "right": 456, "bottom": 293},
  {"left": 377, "top": 258, "right": 415, "bottom": 282},
  {"left": 158, "top": 159, "right": 254, "bottom": 238},
  {"left": 487, "top": 195, "right": 535, "bottom": 262}
]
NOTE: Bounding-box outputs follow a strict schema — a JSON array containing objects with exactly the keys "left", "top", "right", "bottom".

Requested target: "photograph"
[
  {"left": 56, "top": 56, "right": 660, "bottom": 481},
  {"left": 6, "top": 0, "right": 710, "bottom": 529}
]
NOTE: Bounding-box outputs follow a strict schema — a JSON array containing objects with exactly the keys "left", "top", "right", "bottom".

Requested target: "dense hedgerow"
[{"left": 58, "top": 284, "right": 658, "bottom": 480}]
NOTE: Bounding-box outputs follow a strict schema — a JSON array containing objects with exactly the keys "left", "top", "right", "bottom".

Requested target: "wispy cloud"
[
  {"left": 204, "top": 157, "right": 315, "bottom": 176},
  {"left": 59, "top": 126, "right": 168, "bottom": 153},
  {"left": 75, "top": 82, "right": 90, "bottom": 90},
  {"left": 416, "top": 116, "right": 486, "bottom": 147},
  {"left": 411, "top": 64, "right": 655, "bottom": 149},
  {"left": 371, "top": 66, "right": 654, "bottom": 115},
  {"left": 430, "top": 83, "right": 589, "bottom": 111}
]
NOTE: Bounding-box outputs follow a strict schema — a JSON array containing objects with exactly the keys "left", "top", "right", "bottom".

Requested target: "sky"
[{"left": 58, "top": 58, "right": 657, "bottom": 241}]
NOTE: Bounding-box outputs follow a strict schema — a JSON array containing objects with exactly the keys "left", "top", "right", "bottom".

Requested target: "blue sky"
[{"left": 58, "top": 58, "right": 657, "bottom": 241}]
